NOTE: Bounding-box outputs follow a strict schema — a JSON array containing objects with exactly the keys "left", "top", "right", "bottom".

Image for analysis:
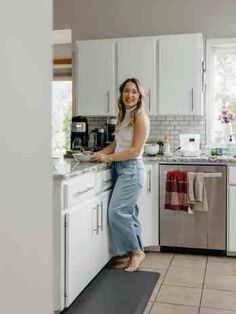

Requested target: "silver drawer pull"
[
  {"left": 148, "top": 89, "right": 151, "bottom": 113},
  {"left": 107, "top": 90, "right": 110, "bottom": 113},
  {"left": 191, "top": 88, "right": 194, "bottom": 112},
  {"left": 73, "top": 186, "right": 94, "bottom": 197},
  {"left": 148, "top": 169, "right": 152, "bottom": 193},
  {"left": 93, "top": 205, "right": 99, "bottom": 234},
  {"left": 98, "top": 201, "right": 104, "bottom": 231}
]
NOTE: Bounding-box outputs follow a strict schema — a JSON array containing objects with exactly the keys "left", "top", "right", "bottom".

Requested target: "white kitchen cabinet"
[
  {"left": 64, "top": 171, "right": 112, "bottom": 308},
  {"left": 158, "top": 33, "right": 203, "bottom": 115},
  {"left": 76, "top": 33, "right": 204, "bottom": 117},
  {"left": 117, "top": 37, "right": 157, "bottom": 115},
  {"left": 138, "top": 164, "right": 159, "bottom": 248},
  {"left": 228, "top": 166, "right": 236, "bottom": 255},
  {"left": 54, "top": 169, "right": 113, "bottom": 311},
  {"left": 96, "top": 190, "right": 112, "bottom": 266},
  {"left": 76, "top": 40, "right": 115, "bottom": 116},
  {"left": 95, "top": 168, "right": 113, "bottom": 266},
  {"left": 65, "top": 198, "right": 98, "bottom": 307}
]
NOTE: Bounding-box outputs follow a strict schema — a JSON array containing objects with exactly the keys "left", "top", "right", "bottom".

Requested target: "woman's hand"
[{"left": 91, "top": 152, "right": 111, "bottom": 163}]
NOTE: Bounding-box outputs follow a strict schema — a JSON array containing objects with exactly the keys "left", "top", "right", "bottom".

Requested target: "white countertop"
[{"left": 53, "top": 155, "right": 236, "bottom": 180}]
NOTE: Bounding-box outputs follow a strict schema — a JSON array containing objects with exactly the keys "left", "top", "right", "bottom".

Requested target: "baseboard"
[{"left": 160, "top": 246, "right": 226, "bottom": 256}]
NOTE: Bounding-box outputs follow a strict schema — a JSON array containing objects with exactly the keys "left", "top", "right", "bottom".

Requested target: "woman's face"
[{"left": 122, "top": 82, "right": 140, "bottom": 109}]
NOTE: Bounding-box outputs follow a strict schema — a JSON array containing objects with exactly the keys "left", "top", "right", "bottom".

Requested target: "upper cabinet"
[
  {"left": 158, "top": 33, "right": 204, "bottom": 115},
  {"left": 76, "top": 33, "right": 204, "bottom": 116},
  {"left": 76, "top": 40, "right": 115, "bottom": 116},
  {"left": 117, "top": 37, "right": 157, "bottom": 115}
]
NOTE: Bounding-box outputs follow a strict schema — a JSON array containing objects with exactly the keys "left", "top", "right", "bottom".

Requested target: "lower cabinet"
[
  {"left": 96, "top": 190, "right": 112, "bottom": 267},
  {"left": 228, "top": 186, "right": 236, "bottom": 253},
  {"left": 54, "top": 164, "right": 160, "bottom": 311},
  {"left": 138, "top": 164, "right": 159, "bottom": 248},
  {"left": 65, "top": 198, "right": 97, "bottom": 307},
  {"left": 65, "top": 190, "right": 111, "bottom": 307}
]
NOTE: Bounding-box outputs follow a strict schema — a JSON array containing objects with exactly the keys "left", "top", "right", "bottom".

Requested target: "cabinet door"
[
  {"left": 65, "top": 198, "right": 98, "bottom": 307},
  {"left": 228, "top": 186, "right": 236, "bottom": 252},
  {"left": 76, "top": 40, "right": 115, "bottom": 116},
  {"left": 117, "top": 37, "right": 157, "bottom": 115},
  {"left": 138, "top": 164, "right": 158, "bottom": 247},
  {"left": 158, "top": 33, "right": 203, "bottom": 115},
  {"left": 97, "top": 190, "right": 112, "bottom": 265}
]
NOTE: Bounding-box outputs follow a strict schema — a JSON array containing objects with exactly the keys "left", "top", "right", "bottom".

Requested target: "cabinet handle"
[
  {"left": 93, "top": 205, "right": 99, "bottom": 235},
  {"left": 107, "top": 90, "right": 110, "bottom": 113},
  {"left": 100, "top": 201, "right": 104, "bottom": 231},
  {"left": 202, "top": 60, "right": 206, "bottom": 93},
  {"left": 191, "top": 88, "right": 194, "bottom": 112},
  {"left": 73, "top": 186, "right": 94, "bottom": 197},
  {"left": 63, "top": 185, "right": 69, "bottom": 210},
  {"left": 148, "top": 89, "right": 151, "bottom": 113},
  {"left": 148, "top": 169, "right": 152, "bottom": 193}
]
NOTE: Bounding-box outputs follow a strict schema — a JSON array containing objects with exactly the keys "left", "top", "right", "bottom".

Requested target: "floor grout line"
[
  {"left": 156, "top": 300, "right": 199, "bottom": 307},
  {"left": 148, "top": 253, "right": 175, "bottom": 313},
  {"left": 162, "top": 283, "right": 204, "bottom": 289},
  {"left": 197, "top": 255, "right": 208, "bottom": 314}
]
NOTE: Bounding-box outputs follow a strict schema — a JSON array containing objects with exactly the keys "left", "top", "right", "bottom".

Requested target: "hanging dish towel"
[
  {"left": 187, "top": 172, "right": 208, "bottom": 213},
  {"left": 164, "top": 170, "right": 188, "bottom": 211}
]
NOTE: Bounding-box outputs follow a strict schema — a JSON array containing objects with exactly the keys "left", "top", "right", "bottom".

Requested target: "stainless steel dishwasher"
[{"left": 159, "top": 164, "right": 227, "bottom": 251}]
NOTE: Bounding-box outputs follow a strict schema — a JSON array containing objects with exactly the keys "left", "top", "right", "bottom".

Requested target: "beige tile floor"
[{"left": 139, "top": 252, "right": 236, "bottom": 314}]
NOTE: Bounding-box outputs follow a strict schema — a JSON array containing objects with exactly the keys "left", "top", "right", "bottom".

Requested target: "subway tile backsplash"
[{"left": 87, "top": 115, "right": 206, "bottom": 150}]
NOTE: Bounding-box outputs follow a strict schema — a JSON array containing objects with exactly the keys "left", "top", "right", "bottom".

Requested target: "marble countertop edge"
[{"left": 53, "top": 156, "right": 236, "bottom": 180}]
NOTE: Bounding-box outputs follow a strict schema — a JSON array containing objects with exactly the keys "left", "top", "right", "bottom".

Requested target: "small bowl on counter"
[
  {"left": 144, "top": 143, "right": 160, "bottom": 156},
  {"left": 73, "top": 151, "right": 93, "bottom": 162}
]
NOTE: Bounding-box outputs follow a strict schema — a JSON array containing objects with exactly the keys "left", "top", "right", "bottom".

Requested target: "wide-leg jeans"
[{"left": 108, "top": 158, "right": 146, "bottom": 256}]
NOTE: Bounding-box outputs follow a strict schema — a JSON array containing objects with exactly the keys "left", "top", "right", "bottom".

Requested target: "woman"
[{"left": 91, "top": 78, "right": 150, "bottom": 272}]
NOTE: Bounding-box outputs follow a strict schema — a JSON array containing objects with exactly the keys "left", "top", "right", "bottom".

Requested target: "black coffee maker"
[
  {"left": 106, "top": 117, "right": 117, "bottom": 144},
  {"left": 90, "top": 128, "right": 106, "bottom": 151},
  {"left": 70, "top": 116, "right": 89, "bottom": 150}
]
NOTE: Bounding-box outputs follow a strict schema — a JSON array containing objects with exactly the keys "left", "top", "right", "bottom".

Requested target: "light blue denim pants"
[{"left": 108, "top": 158, "right": 146, "bottom": 256}]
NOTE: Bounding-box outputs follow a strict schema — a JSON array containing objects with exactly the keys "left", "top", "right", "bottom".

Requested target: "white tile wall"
[{"left": 87, "top": 115, "right": 206, "bottom": 150}]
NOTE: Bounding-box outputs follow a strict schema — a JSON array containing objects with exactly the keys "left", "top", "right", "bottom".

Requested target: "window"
[
  {"left": 52, "top": 80, "right": 72, "bottom": 157},
  {"left": 206, "top": 38, "right": 236, "bottom": 145}
]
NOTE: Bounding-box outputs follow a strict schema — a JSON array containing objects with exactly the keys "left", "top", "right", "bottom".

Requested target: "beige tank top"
[{"left": 115, "top": 108, "right": 143, "bottom": 157}]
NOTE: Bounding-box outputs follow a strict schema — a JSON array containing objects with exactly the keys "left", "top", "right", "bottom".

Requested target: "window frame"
[
  {"left": 206, "top": 38, "right": 236, "bottom": 145},
  {"left": 52, "top": 79, "right": 72, "bottom": 156}
]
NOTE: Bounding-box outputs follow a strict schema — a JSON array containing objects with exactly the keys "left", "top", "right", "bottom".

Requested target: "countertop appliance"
[
  {"left": 159, "top": 164, "right": 227, "bottom": 252},
  {"left": 179, "top": 134, "right": 200, "bottom": 157},
  {"left": 106, "top": 117, "right": 117, "bottom": 144},
  {"left": 90, "top": 128, "right": 106, "bottom": 151},
  {"left": 70, "top": 116, "right": 89, "bottom": 150}
]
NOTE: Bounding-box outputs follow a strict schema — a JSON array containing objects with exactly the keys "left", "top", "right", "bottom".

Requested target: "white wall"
[
  {"left": 0, "top": 1, "right": 53, "bottom": 313},
  {"left": 54, "top": 0, "right": 236, "bottom": 40}
]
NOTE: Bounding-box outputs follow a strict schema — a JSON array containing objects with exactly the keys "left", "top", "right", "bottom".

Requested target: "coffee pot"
[
  {"left": 90, "top": 128, "right": 106, "bottom": 150},
  {"left": 106, "top": 117, "right": 117, "bottom": 144}
]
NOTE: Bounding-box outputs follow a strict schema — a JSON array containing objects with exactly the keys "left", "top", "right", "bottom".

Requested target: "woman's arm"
[
  {"left": 91, "top": 112, "right": 149, "bottom": 162},
  {"left": 98, "top": 140, "right": 116, "bottom": 155}
]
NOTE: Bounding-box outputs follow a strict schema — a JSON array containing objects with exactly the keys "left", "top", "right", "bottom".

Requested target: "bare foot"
[
  {"left": 110, "top": 254, "right": 130, "bottom": 269},
  {"left": 125, "top": 251, "right": 145, "bottom": 272},
  {"left": 113, "top": 258, "right": 130, "bottom": 269}
]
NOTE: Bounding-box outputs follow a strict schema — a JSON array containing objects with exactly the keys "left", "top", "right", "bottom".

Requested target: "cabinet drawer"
[
  {"left": 229, "top": 166, "right": 236, "bottom": 184},
  {"left": 96, "top": 169, "right": 113, "bottom": 193},
  {"left": 63, "top": 173, "right": 95, "bottom": 209}
]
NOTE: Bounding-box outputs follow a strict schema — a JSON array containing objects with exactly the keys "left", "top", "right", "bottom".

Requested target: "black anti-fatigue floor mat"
[{"left": 64, "top": 268, "right": 160, "bottom": 314}]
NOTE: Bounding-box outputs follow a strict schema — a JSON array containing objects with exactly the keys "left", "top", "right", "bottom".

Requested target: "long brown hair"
[{"left": 116, "top": 78, "right": 146, "bottom": 128}]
